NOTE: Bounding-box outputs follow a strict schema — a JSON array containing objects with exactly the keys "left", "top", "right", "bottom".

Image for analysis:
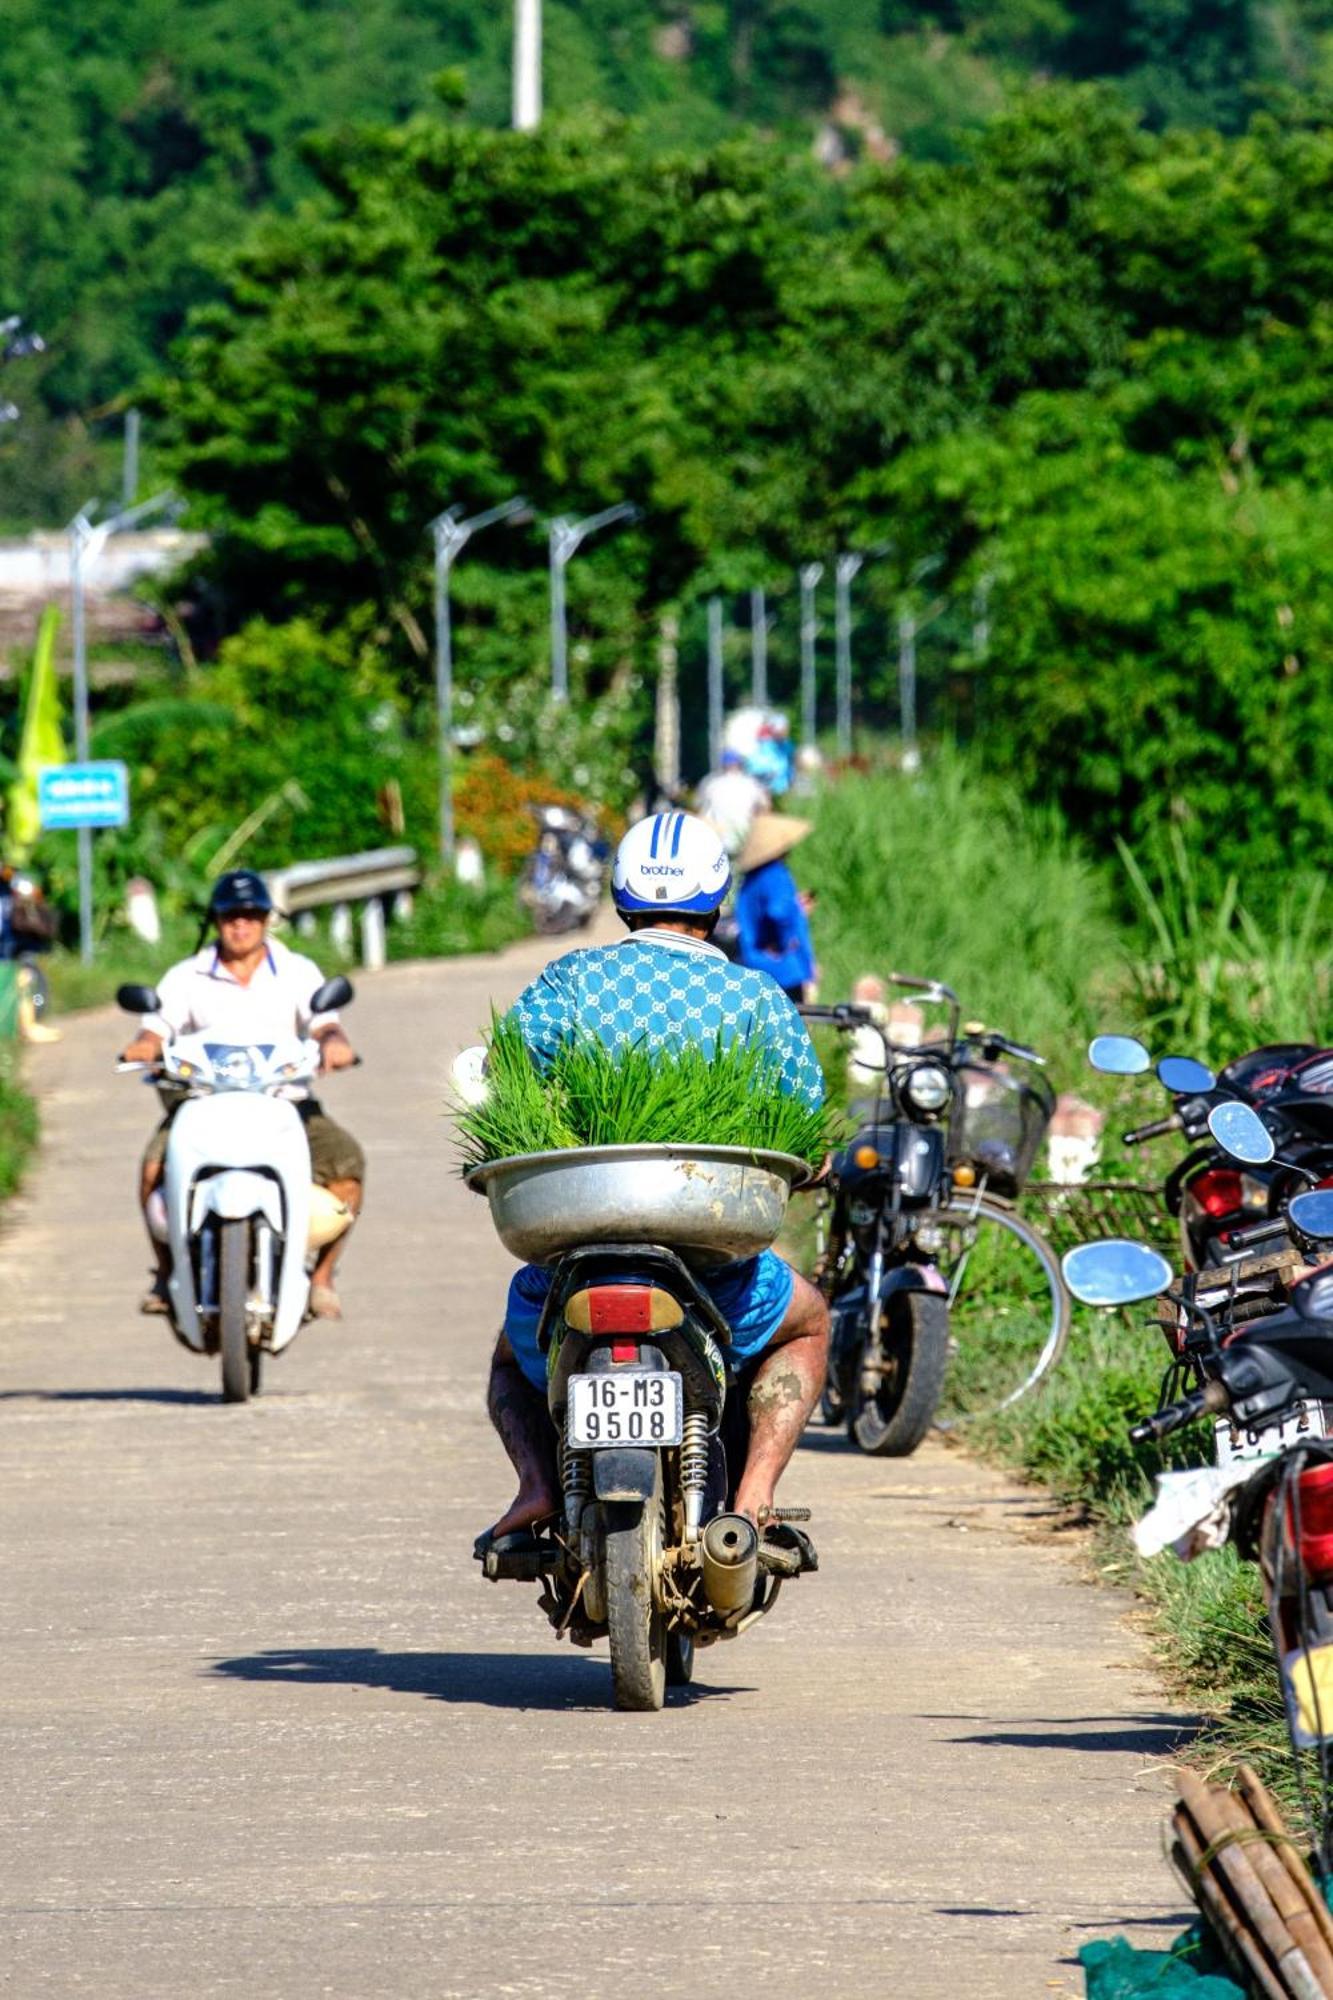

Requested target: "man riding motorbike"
[
  {"left": 119, "top": 869, "right": 364, "bottom": 1320},
  {"left": 482, "top": 811, "right": 831, "bottom": 1549}
]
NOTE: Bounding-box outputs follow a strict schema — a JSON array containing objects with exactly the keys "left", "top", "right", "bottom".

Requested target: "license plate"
[
  {"left": 567, "top": 1370, "right": 683, "bottom": 1449},
  {"left": 1215, "top": 1400, "right": 1329, "bottom": 1469}
]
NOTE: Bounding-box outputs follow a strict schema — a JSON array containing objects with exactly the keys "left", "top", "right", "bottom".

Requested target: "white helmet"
[{"left": 612, "top": 811, "right": 731, "bottom": 916}]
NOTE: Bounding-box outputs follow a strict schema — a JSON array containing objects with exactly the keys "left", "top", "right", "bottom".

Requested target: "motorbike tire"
[
  {"left": 849, "top": 1291, "right": 949, "bottom": 1457},
  {"left": 603, "top": 1466, "right": 668, "bottom": 1712},
  {"left": 666, "top": 1630, "right": 695, "bottom": 1687},
  {"left": 218, "top": 1219, "right": 252, "bottom": 1405}
]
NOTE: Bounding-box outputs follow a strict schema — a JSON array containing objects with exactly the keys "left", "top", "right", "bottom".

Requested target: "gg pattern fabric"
[{"left": 507, "top": 928, "right": 825, "bottom": 1110}]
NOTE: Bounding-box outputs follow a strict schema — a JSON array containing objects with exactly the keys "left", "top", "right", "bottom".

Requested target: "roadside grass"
[{"left": 0, "top": 1050, "right": 39, "bottom": 1202}]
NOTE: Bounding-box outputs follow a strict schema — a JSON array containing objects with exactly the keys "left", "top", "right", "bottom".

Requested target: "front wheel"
[
  {"left": 849, "top": 1290, "right": 950, "bottom": 1457},
  {"left": 218, "top": 1219, "right": 253, "bottom": 1405},
  {"left": 933, "top": 1195, "right": 1070, "bottom": 1425},
  {"left": 603, "top": 1464, "right": 667, "bottom": 1712}
]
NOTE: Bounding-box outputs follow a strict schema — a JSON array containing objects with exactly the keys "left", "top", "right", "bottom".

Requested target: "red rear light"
[
  {"left": 1291, "top": 1464, "right": 1333, "bottom": 1581},
  {"left": 586, "top": 1286, "right": 653, "bottom": 1334},
  {"left": 610, "top": 1339, "right": 640, "bottom": 1364},
  {"left": 1189, "top": 1168, "right": 1245, "bottom": 1219}
]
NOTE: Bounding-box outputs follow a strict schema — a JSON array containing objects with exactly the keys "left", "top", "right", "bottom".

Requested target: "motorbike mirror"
[
  {"left": 1157, "top": 1055, "right": 1215, "bottom": 1095},
  {"left": 1207, "top": 1100, "right": 1275, "bottom": 1166},
  {"left": 1287, "top": 1190, "right": 1333, "bottom": 1245},
  {"left": 1088, "top": 1034, "right": 1151, "bottom": 1076},
  {"left": 1061, "top": 1239, "right": 1174, "bottom": 1308},
  {"left": 309, "top": 975, "right": 353, "bottom": 1014},
  {"left": 116, "top": 982, "right": 161, "bottom": 1014}
]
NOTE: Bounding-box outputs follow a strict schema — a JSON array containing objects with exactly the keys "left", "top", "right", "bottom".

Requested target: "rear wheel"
[
  {"left": 665, "top": 1630, "right": 695, "bottom": 1687},
  {"left": 604, "top": 1462, "right": 667, "bottom": 1712},
  {"left": 850, "top": 1290, "right": 949, "bottom": 1457},
  {"left": 219, "top": 1219, "right": 252, "bottom": 1405}
]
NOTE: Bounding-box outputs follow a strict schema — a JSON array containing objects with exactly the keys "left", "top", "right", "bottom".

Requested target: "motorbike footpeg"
[
  {"left": 476, "top": 1531, "right": 561, "bottom": 1583},
  {"left": 758, "top": 1521, "right": 819, "bottom": 1578}
]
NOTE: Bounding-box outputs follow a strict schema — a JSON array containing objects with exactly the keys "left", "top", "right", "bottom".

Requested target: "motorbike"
[
  {"left": 517, "top": 804, "right": 610, "bottom": 935},
  {"left": 802, "top": 979, "right": 1059, "bottom": 1455},
  {"left": 1089, "top": 1032, "right": 1333, "bottom": 1271},
  {"left": 466, "top": 1143, "right": 818, "bottom": 1712},
  {"left": 116, "top": 974, "right": 355, "bottom": 1402},
  {"left": 1064, "top": 1103, "right": 1333, "bottom": 1864}
]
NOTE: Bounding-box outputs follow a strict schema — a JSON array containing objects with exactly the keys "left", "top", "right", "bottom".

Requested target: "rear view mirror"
[
  {"left": 1157, "top": 1056, "right": 1215, "bottom": 1095},
  {"left": 1088, "top": 1034, "right": 1151, "bottom": 1076},
  {"left": 310, "top": 975, "right": 353, "bottom": 1015},
  {"left": 1062, "top": 1239, "right": 1174, "bottom": 1307},
  {"left": 1208, "top": 1101, "right": 1275, "bottom": 1166},
  {"left": 116, "top": 983, "right": 161, "bottom": 1015},
  {"left": 1288, "top": 1191, "right": 1333, "bottom": 1245}
]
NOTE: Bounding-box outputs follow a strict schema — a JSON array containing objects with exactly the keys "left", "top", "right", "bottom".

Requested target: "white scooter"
[{"left": 117, "top": 975, "right": 356, "bottom": 1402}]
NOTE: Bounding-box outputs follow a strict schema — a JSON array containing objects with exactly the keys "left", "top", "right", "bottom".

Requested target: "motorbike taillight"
[
  {"left": 1188, "top": 1168, "right": 1245, "bottom": 1219},
  {"left": 1289, "top": 1463, "right": 1333, "bottom": 1581}
]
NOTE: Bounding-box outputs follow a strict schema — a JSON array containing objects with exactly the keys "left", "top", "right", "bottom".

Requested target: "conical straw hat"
[{"left": 737, "top": 812, "right": 813, "bottom": 873}]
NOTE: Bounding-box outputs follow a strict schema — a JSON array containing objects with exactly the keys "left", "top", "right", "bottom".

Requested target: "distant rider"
[
  {"left": 482, "top": 811, "right": 830, "bottom": 1546},
  {"left": 119, "top": 869, "right": 364, "bottom": 1320}
]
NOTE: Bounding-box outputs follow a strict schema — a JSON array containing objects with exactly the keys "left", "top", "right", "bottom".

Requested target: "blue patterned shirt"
[{"left": 508, "top": 928, "right": 825, "bottom": 1110}]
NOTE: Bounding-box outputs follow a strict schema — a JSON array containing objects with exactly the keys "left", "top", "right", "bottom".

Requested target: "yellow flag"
[{"left": 6, "top": 605, "right": 66, "bottom": 860}]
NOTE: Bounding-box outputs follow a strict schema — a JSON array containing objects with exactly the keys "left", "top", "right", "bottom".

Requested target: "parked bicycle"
[{"left": 801, "top": 980, "right": 1068, "bottom": 1456}]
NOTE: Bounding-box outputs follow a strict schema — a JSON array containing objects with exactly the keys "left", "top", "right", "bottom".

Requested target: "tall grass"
[
  {"left": 800, "top": 755, "right": 1121, "bottom": 1085},
  {"left": 0, "top": 1052, "right": 38, "bottom": 1202}
]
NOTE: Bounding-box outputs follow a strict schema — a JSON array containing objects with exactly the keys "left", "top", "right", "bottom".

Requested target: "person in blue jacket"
[{"left": 735, "top": 812, "right": 816, "bottom": 1004}]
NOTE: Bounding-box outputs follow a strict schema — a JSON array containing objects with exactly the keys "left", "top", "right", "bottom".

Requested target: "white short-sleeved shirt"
[{"left": 145, "top": 936, "right": 337, "bottom": 1043}]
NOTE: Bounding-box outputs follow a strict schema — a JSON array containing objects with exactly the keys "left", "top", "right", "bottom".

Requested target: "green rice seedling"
[{"left": 454, "top": 1016, "right": 842, "bottom": 1170}]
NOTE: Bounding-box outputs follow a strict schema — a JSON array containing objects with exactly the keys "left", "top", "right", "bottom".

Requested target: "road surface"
[{"left": 0, "top": 928, "right": 1192, "bottom": 1997}]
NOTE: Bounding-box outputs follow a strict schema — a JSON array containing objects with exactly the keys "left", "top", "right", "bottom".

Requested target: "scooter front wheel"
[{"left": 218, "top": 1218, "right": 252, "bottom": 1404}]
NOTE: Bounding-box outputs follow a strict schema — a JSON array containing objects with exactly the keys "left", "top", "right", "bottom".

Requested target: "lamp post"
[
  {"left": 67, "top": 489, "right": 175, "bottom": 961},
  {"left": 706, "top": 597, "right": 725, "bottom": 772},
  {"left": 513, "top": 0, "right": 542, "bottom": 129},
  {"left": 798, "top": 562, "right": 823, "bottom": 749},
  {"left": 548, "top": 502, "right": 637, "bottom": 702},
  {"left": 429, "top": 496, "right": 528, "bottom": 866},
  {"left": 750, "top": 586, "right": 768, "bottom": 706},
  {"left": 833, "top": 553, "right": 862, "bottom": 760}
]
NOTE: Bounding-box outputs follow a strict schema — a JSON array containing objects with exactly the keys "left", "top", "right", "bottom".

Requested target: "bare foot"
[
  {"left": 733, "top": 1484, "right": 775, "bottom": 1529},
  {"left": 489, "top": 1485, "right": 559, "bottom": 1541}
]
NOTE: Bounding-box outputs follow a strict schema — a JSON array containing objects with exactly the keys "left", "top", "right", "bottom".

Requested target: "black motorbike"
[{"left": 803, "top": 979, "right": 1057, "bottom": 1456}]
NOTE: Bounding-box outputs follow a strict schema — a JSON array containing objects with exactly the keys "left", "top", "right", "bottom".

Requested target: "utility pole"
[
  {"left": 548, "top": 502, "right": 636, "bottom": 702},
  {"left": 706, "top": 597, "right": 724, "bottom": 773},
  {"left": 897, "top": 610, "right": 919, "bottom": 776},
  {"left": 429, "top": 496, "right": 528, "bottom": 866},
  {"left": 122, "top": 409, "right": 140, "bottom": 509},
  {"left": 513, "top": 0, "right": 542, "bottom": 129},
  {"left": 834, "top": 552, "right": 862, "bottom": 760},
  {"left": 750, "top": 586, "right": 768, "bottom": 705},
  {"left": 655, "top": 613, "right": 681, "bottom": 796},
  {"left": 798, "top": 562, "right": 823, "bottom": 750}
]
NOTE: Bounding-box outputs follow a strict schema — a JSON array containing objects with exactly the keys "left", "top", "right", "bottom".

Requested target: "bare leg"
[
  {"left": 310, "top": 1177, "right": 362, "bottom": 1292},
  {"left": 733, "top": 1270, "right": 829, "bottom": 1525},
  {"left": 140, "top": 1157, "right": 171, "bottom": 1294},
  {"left": 486, "top": 1331, "right": 559, "bottom": 1539}
]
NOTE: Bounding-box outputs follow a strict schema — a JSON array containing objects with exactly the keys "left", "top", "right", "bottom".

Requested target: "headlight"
[
  {"left": 901, "top": 1060, "right": 951, "bottom": 1115},
  {"left": 214, "top": 1049, "right": 257, "bottom": 1088}
]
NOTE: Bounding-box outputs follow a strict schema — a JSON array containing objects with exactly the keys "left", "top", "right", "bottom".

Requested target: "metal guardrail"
[{"left": 265, "top": 846, "right": 420, "bottom": 971}]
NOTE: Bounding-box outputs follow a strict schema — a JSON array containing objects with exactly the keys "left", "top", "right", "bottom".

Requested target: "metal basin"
[{"left": 465, "top": 1144, "right": 809, "bottom": 1267}]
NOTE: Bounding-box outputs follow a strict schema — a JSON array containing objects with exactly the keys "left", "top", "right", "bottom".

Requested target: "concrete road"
[{"left": 0, "top": 931, "right": 1192, "bottom": 1998}]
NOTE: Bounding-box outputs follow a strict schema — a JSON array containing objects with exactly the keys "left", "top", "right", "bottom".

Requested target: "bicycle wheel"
[{"left": 933, "top": 1193, "right": 1070, "bottom": 1426}]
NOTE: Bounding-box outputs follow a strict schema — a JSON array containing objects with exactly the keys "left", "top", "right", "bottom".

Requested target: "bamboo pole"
[
  {"left": 1173, "top": 1811, "right": 1289, "bottom": 2000},
  {"left": 1237, "top": 1762, "right": 1333, "bottom": 1962},
  {"left": 1214, "top": 1789, "right": 1333, "bottom": 1996},
  {"left": 1178, "top": 1772, "right": 1306, "bottom": 1994}
]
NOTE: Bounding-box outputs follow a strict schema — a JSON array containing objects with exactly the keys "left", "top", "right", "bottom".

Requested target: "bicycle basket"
[{"left": 948, "top": 1062, "right": 1055, "bottom": 1199}]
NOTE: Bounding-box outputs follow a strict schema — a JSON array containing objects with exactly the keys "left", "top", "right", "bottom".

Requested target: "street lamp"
[
  {"left": 428, "top": 496, "right": 529, "bottom": 866},
  {"left": 67, "top": 489, "right": 176, "bottom": 961},
  {"left": 548, "top": 502, "right": 637, "bottom": 702},
  {"left": 798, "top": 562, "right": 823, "bottom": 749}
]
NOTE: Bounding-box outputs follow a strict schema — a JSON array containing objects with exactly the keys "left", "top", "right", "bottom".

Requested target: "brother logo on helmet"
[{"left": 640, "top": 864, "right": 685, "bottom": 877}]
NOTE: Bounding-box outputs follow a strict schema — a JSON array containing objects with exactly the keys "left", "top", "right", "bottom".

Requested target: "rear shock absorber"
[
  {"left": 561, "top": 1437, "right": 590, "bottom": 1536},
  {"left": 681, "top": 1409, "right": 710, "bottom": 1543}
]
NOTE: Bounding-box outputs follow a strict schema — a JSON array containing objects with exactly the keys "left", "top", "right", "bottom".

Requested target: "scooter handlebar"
[
  {"left": 1129, "top": 1378, "right": 1228, "bottom": 1445},
  {"left": 1123, "top": 1113, "right": 1183, "bottom": 1146},
  {"left": 1223, "top": 1216, "right": 1290, "bottom": 1255}
]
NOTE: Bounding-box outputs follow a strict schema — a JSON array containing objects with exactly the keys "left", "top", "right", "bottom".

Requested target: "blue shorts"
[{"left": 503, "top": 1250, "right": 796, "bottom": 1391}]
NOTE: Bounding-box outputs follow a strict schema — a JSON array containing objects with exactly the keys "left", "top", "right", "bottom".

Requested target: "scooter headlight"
[{"left": 901, "top": 1060, "right": 951, "bottom": 1116}]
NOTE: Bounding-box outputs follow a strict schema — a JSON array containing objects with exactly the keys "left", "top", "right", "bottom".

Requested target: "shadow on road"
[
  {"left": 946, "top": 1713, "right": 1196, "bottom": 1755},
  {"left": 210, "top": 1646, "right": 750, "bottom": 1712},
  {"left": 0, "top": 1386, "right": 220, "bottom": 1407}
]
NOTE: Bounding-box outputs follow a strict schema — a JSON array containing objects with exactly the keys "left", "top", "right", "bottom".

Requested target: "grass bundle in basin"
[{"left": 457, "top": 1015, "right": 840, "bottom": 1171}]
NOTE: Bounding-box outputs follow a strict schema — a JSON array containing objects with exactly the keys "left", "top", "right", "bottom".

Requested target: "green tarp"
[{"left": 1080, "top": 1934, "right": 1245, "bottom": 1997}]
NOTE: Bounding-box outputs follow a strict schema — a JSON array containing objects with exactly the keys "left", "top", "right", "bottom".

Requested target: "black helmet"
[{"left": 207, "top": 869, "right": 273, "bottom": 919}]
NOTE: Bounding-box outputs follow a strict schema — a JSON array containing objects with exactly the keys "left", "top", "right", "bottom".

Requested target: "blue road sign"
[{"left": 38, "top": 761, "right": 130, "bottom": 831}]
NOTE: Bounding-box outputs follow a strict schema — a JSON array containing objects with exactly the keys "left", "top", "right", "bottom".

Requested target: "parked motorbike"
[
  {"left": 116, "top": 974, "right": 355, "bottom": 1402},
  {"left": 1064, "top": 1105, "right": 1333, "bottom": 1861},
  {"left": 1089, "top": 1032, "right": 1333, "bottom": 1271},
  {"left": 466, "top": 1143, "right": 818, "bottom": 1712},
  {"left": 518, "top": 805, "right": 609, "bottom": 935},
  {"left": 802, "top": 980, "right": 1061, "bottom": 1455}
]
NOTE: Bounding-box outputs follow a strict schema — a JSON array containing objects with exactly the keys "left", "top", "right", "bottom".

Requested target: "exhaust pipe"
[{"left": 700, "top": 1513, "right": 759, "bottom": 1615}]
